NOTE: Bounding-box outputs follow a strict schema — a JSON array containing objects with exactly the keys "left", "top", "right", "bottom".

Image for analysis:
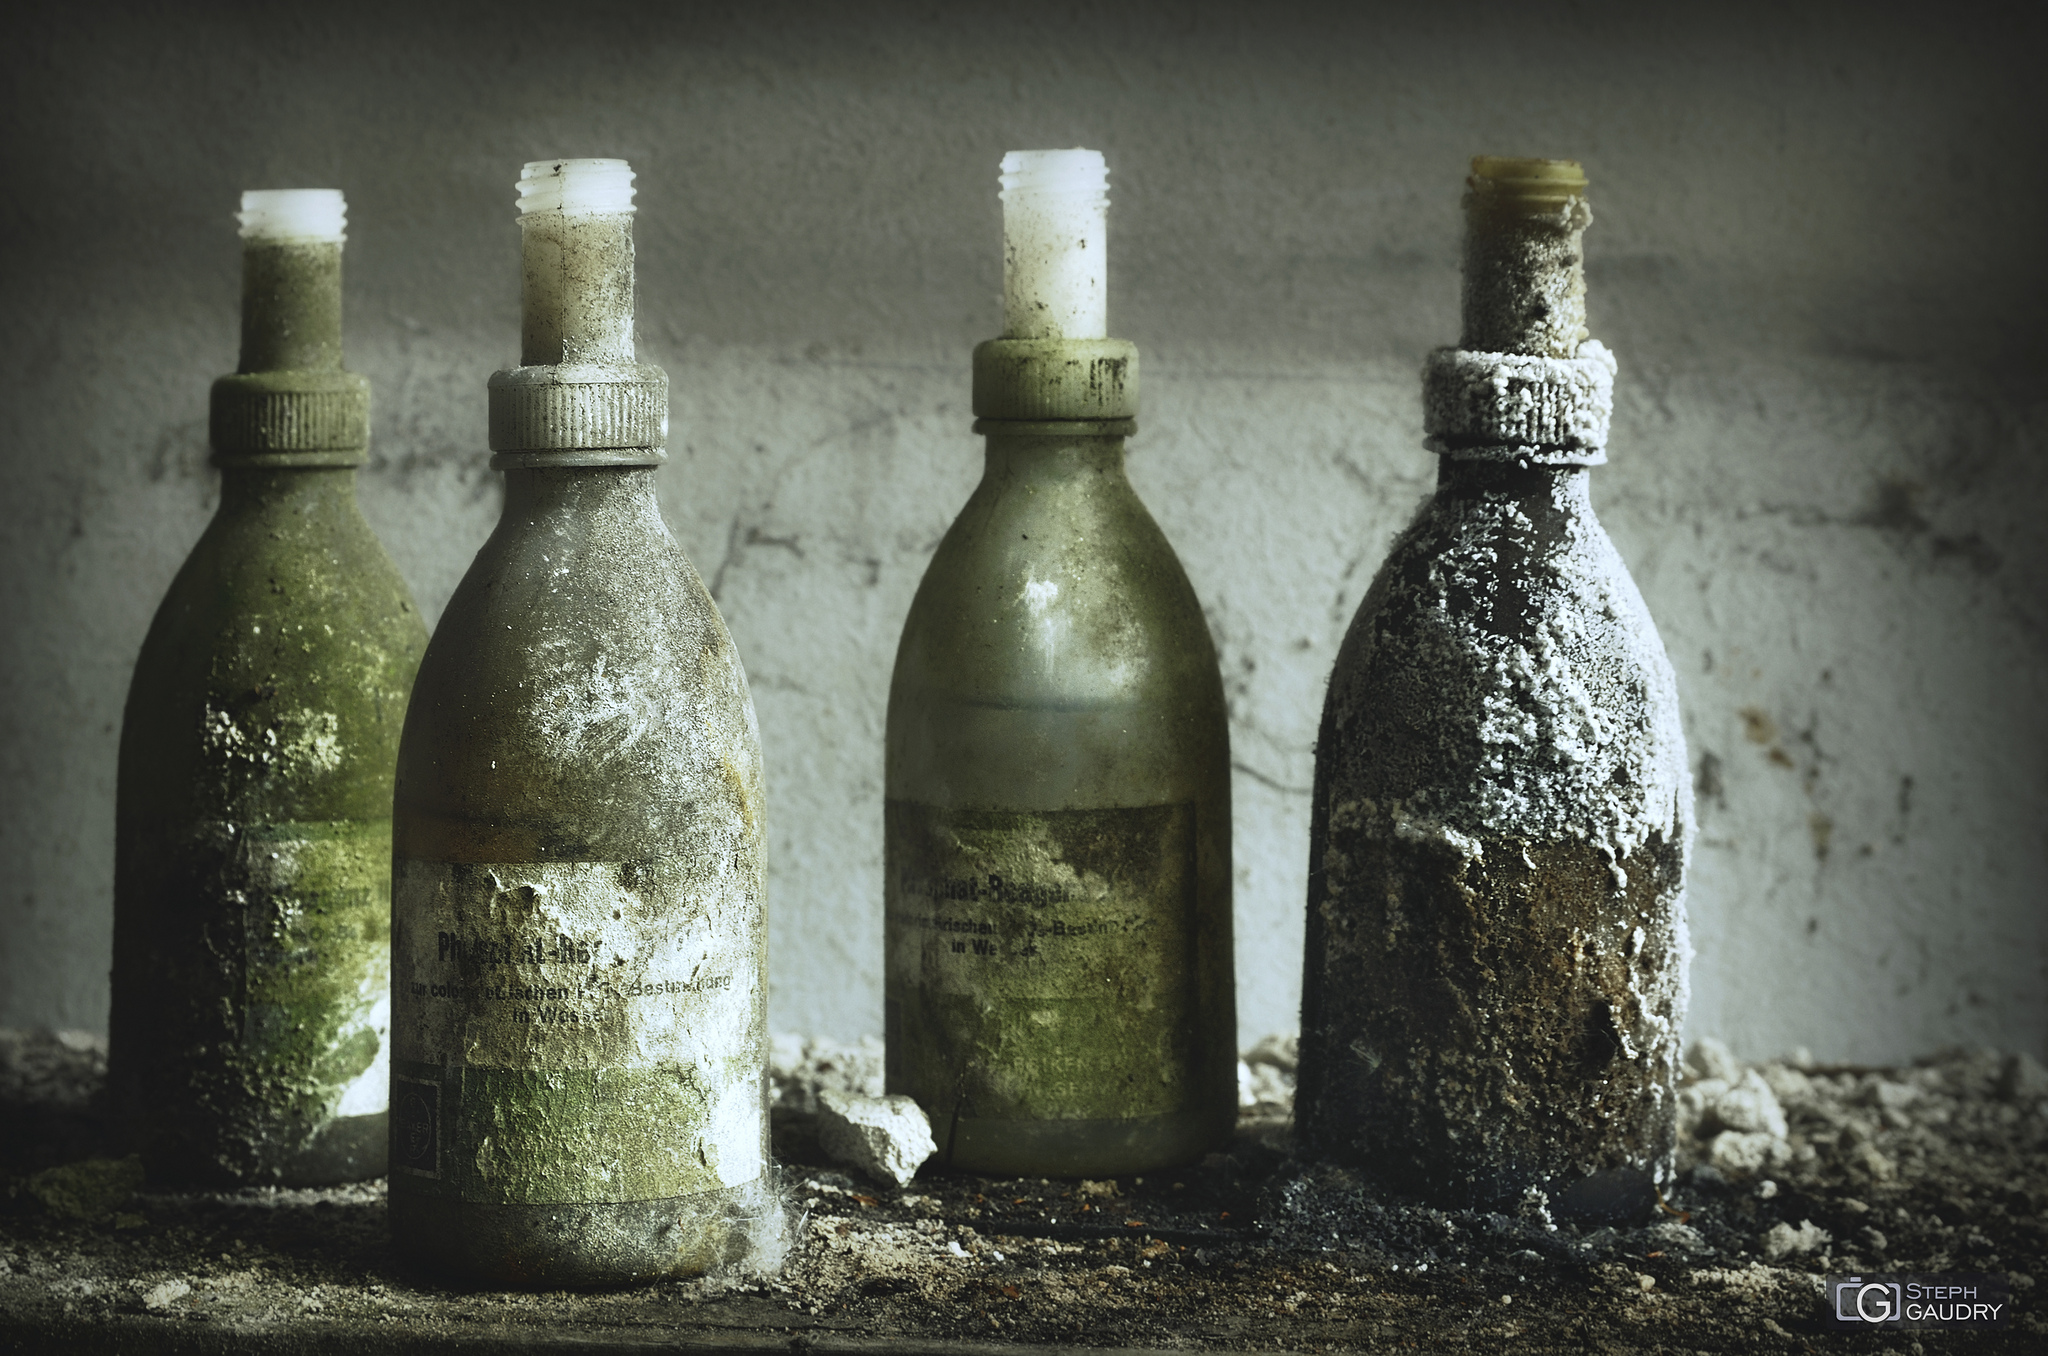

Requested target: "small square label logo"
[{"left": 394, "top": 1076, "right": 440, "bottom": 1178}]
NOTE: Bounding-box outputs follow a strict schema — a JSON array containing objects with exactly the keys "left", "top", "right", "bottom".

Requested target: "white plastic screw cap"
[
  {"left": 518, "top": 159, "right": 636, "bottom": 216},
  {"left": 237, "top": 189, "right": 347, "bottom": 243}
]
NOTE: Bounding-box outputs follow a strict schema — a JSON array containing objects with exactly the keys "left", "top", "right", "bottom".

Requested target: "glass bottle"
[
  {"left": 108, "top": 190, "right": 428, "bottom": 1187},
  {"left": 388, "top": 160, "right": 775, "bottom": 1285},
  {"left": 1296, "top": 158, "right": 1693, "bottom": 1222},
  {"left": 885, "top": 150, "right": 1237, "bottom": 1177}
]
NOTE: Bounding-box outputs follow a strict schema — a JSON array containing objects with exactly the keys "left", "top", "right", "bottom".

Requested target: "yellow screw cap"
[{"left": 1467, "top": 156, "right": 1588, "bottom": 213}]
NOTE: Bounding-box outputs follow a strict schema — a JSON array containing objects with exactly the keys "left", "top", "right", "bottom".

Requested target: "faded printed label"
[
  {"left": 233, "top": 821, "right": 393, "bottom": 1119},
  {"left": 885, "top": 802, "right": 1198, "bottom": 1122},
  {"left": 391, "top": 857, "right": 763, "bottom": 1205}
]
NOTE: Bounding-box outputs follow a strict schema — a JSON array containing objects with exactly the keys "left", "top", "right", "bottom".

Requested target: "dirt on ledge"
[{"left": 2, "top": 1028, "right": 2042, "bottom": 1353}]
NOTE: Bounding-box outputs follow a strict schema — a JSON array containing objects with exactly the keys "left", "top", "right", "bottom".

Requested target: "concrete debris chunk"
[
  {"left": 1849, "top": 1142, "right": 1898, "bottom": 1182},
  {"left": 1244, "top": 1033, "right": 1298, "bottom": 1073},
  {"left": 141, "top": 1278, "right": 191, "bottom": 1309},
  {"left": 1760, "top": 1219, "right": 1829, "bottom": 1262},
  {"left": 1238, "top": 1060, "right": 1294, "bottom": 1112},
  {"left": 1238, "top": 1037, "right": 1298, "bottom": 1113},
  {"left": 770, "top": 1034, "right": 886, "bottom": 1115},
  {"left": 1713, "top": 1070, "right": 1789, "bottom": 1139},
  {"left": 1859, "top": 1077, "right": 1920, "bottom": 1112},
  {"left": 1707, "top": 1130, "right": 1784, "bottom": 1177},
  {"left": 1758, "top": 1062, "right": 1817, "bottom": 1111},
  {"left": 816, "top": 1090, "right": 935, "bottom": 1188},
  {"left": 1688, "top": 1037, "right": 1744, "bottom": 1084}
]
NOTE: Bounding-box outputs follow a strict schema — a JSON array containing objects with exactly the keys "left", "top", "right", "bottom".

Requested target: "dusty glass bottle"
[
  {"left": 389, "top": 160, "right": 774, "bottom": 1286},
  {"left": 108, "top": 190, "right": 428, "bottom": 1187},
  {"left": 885, "top": 150, "right": 1237, "bottom": 1177},
  {"left": 1296, "top": 158, "right": 1693, "bottom": 1222}
]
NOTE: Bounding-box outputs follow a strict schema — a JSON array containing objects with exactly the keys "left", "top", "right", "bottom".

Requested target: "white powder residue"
[
  {"left": 202, "top": 705, "right": 345, "bottom": 776},
  {"left": 1421, "top": 342, "right": 1616, "bottom": 463},
  {"left": 1374, "top": 469, "right": 1693, "bottom": 865}
]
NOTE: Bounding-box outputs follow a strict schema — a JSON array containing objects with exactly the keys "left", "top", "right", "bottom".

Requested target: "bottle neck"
[
  {"left": 239, "top": 242, "right": 345, "bottom": 372},
  {"left": 216, "top": 464, "right": 361, "bottom": 513},
  {"left": 1435, "top": 456, "right": 1590, "bottom": 503},
  {"left": 1458, "top": 199, "right": 1591, "bottom": 358},
  {"left": 981, "top": 431, "right": 1129, "bottom": 484},
  {"left": 501, "top": 464, "right": 661, "bottom": 517},
  {"left": 519, "top": 212, "right": 636, "bottom": 366}
]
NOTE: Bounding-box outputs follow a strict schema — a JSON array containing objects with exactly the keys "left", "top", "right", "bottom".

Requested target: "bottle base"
[
  {"left": 389, "top": 1176, "right": 785, "bottom": 1288},
  {"left": 934, "top": 1104, "right": 1231, "bottom": 1179},
  {"left": 131, "top": 1110, "right": 389, "bottom": 1190}
]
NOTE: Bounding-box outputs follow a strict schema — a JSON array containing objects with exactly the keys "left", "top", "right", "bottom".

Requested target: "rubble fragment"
[
  {"left": 815, "top": 1090, "right": 936, "bottom": 1188},
  {"left": 770, "top": 1034, "right": 885, "bottom": 1115},
  {"left": 1760, "top": 1219, "right": 1829, "bottom": 1261}
]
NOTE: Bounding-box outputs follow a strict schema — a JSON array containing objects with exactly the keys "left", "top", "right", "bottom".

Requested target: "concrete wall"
[{"left": 4, "top": 0, "right": 2042, "bottom": 1064}]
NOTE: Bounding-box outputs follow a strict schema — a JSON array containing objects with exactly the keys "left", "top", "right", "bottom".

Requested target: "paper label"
[
  {"left": 885, "top": 801, "right": 1198, "bottom": 1122},
  {"left": 233, "top": 821, "right": 393, "bottom": 1119},
  {"left": 391, "top": 857, "right": 763, "bottom": 1204}
]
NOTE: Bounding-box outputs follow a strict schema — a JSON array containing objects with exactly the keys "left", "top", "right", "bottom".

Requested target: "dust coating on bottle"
[
  {"left": 1297, "top": 159, "right": 1693, "bottom": 1221},
  {"left": 390, "top": 158, "right": 775, "bottom": 1286},
  {"left": 882, "top": 153, "right": 1232, "bottom": 1178},
  {"left": 108, "top": 195, "right": 425, "bottom": 1188},
  {"left": 1460, "top": 157, "right": 1592, "bottom": 359},
  {"left": 1299, "top": 464, "right": 1691, "bottom": 1212},
  {"left": 392, "top": 855, "right": 763, "bottom": 1203},
  {"left": 392, "top": 469, "right": 773, "bottom": 1285},
  {"left": 108, "top": 466, "right": 424, "bottom": 1186},
  {"left": 885, "top": 423, "right": 1237, "bottom": 1177},
  {"left": 886, "top": 802, "right": 1199, "bottom": 1135},
  {"left": 238, "top": 242, "right": 344, "bottom": 374},
  {"left": 114, "top": 817, "right": 395, "bottom": 1182}
]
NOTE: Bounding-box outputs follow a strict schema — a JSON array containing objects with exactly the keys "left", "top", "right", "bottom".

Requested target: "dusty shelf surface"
[{"left": 3, "top": 1028, "right": 2044, "bottom": 1354}]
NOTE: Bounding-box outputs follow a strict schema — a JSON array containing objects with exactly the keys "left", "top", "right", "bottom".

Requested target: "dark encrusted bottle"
[
  {"left": 885, "top": 150, "right": 1237, "bottom": 1176},
  {"left": 108, "top": 190, "right": 428, "bottom": 1186},
  {"left": 1296, "top": 157, "right": 1693, "bottom": 1222},
  {"left": 388, "top": 159, "right": 776, "bottom": 1285}
]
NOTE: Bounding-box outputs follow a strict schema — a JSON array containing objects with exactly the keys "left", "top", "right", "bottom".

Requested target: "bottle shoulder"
[
  {"left": 120, "top": 494, "right": 427, "bottom": 825},
  {"left": 891, "top": 466, "right": 1221, "bottom": 713},
  {"left": 396, "top": 500, "right": 762, "bottom": 859},
  {"left": 1318, "top": 482, "right": 1691, "bottom": 855}
]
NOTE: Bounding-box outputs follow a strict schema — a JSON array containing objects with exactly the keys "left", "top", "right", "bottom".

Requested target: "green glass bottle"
[
  {"left": 885, "top": 150, "right": 1237, "bottom": 1177},
  {"left": 1296, "top": 158, "right": 1693, "bottom": 1222},
  {"left": 388, "top": 160, "right": 775, "bottom": 1286},
  {"left": 107, "top": 190, "right": 428, "bottom": 1187}
]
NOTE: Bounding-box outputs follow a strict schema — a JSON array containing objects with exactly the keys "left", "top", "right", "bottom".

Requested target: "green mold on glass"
[
  {"left": 388, "top": 159, "right": 776, "bottom": 1287},
  {"left": 1296, "top": 158, "right": 1694, "bottom": 1224},
  {"left": 108, "top": 189, "right": 429, "bottom": 1188},
  {"left": 885, "top": 150, "right": 1237, "bottom": 1178}
]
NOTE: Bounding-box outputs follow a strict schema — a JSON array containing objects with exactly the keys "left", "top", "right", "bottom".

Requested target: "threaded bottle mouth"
[
  {"left": 518, "top": 159, "right": 636, "bottom": 216},
  {"left": 999, "top": 149, "right": 1109, "bottom": 207},
  {"left": 1467, "top": 156, "right": 1587, "bottom": 214},
  {"left": 237, "top": 189, "right": 347, "bottom": 243}
]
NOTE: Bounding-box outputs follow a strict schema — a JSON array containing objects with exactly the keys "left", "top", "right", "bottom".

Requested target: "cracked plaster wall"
[{"left": 2, "top": 1, "right": 2042, "bottom": 1065}]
